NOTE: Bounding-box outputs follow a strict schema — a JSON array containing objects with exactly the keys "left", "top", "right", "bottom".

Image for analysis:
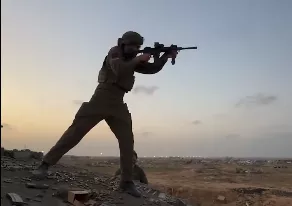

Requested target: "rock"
[
  {"left": 35, "top": 194, "right": 44, "bottom": 198},
  {"left": 3, "top": 178, "right": 13, "bottom": 183},
  {"left": 158, "top": 193, "right": 167, "bottom": 199},
  {"left": 216, "top": 195, "right": 227, "bottom": 204},
  {"left": 25, "top": 183, "right": 49, "bottom": 189},
  {"left": 22, "top": 177, "right": 32, "bottom": 182}
]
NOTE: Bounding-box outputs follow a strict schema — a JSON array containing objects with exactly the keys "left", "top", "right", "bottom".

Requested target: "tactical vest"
[{"left": 98, "top": 56, "right": 135, "bottom": 93}]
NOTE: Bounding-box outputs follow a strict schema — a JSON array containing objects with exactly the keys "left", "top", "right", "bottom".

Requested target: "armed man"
[{"left": 32, "top": 31, "right": 177, "bottom": 198}]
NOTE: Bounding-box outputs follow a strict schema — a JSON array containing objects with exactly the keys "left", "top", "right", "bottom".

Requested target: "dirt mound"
[{"left": 1, "top": 156, "right": 193, "bottom": 206}]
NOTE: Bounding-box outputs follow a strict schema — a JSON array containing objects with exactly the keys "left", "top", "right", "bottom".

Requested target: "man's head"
[
  {"left": 119, "top": 31, "right": 144, "bottom": 58},
  {"left": 133, "top": 150, "right": 138, "bottom": 165}
]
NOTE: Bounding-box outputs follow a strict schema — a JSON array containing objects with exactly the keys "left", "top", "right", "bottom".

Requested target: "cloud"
[
  {"left": 192, "top": 120, "right": 202, "bottom": 125},
  {"left": 235, "top": 93, "right": 277, "bottom": 108},
  {"left": 72, "top": 100, "right": 83, "bottom": 105},
  {"left": 133, "top": 85, "right": 159, "bottom": 95}
]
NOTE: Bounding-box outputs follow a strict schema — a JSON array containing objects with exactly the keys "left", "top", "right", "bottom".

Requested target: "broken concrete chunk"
[
  {"left": 6, "top": 193, "right": 26, "bottom": 205},
  {"left": 68, "top": 190, "right": 90, "bottom": 204}
]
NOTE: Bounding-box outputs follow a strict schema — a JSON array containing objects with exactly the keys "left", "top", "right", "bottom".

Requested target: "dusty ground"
[
  {"left": 58, "top": 156, "right": 292, "bottom": 206},
  {"left": 2, "top": 154, "right": 292, "bottom": 206},
  {"left": 1, "top": 156, "right": 191, "bottom": 206}
]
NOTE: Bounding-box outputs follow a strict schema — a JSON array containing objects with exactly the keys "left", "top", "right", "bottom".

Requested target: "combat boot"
[
  {"left": 119, "top": 181, "right": 141, "bottom": 198},
  {"left": 31, "top": 162, "right": 49, "bottom": 179}
]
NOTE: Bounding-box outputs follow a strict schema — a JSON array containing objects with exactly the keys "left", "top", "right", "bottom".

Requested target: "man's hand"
[{"left": 136, "top": 54, "right": 151, "bottom": 62}]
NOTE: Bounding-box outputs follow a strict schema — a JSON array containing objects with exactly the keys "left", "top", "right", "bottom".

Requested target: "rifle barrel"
[
  {"left": 138, "top": 46, "right": 197, "bottom": 53},
  {"left": 179, "top": 47, "right": 197, "bottom": 50}
]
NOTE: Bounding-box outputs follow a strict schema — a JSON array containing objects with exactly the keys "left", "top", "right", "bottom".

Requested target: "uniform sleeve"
[
  {"left": 139, "top": 168, "right": 149, "bottom": 184},
  {"left": 114, "top": 168, "right": 121, "bottom": 176},
  {"left": 135, "top": 54, "right": 168, "bottom": 75},
  {"left": 107, "top": 47, "right": 139, "bottom": 77}
]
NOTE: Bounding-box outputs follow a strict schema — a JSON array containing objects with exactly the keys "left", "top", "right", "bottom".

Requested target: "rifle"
[{"left": 138, "top": 42, "right": 197, "bottom": 65}]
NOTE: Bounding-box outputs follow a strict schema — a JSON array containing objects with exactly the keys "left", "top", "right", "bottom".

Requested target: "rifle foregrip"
[{"left": 171, "top": 57, "right": 175, "bottom": 65}]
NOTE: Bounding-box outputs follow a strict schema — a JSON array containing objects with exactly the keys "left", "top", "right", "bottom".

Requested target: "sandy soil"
[
  {"left": 2, "top": 154, "right": 291, "bottom": 206},
  {"left": 58, "top": 156, "right": 292, "bottom": 206}
]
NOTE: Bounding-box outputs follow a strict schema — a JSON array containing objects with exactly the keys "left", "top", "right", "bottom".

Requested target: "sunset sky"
[{"left": 2, "top": 0, "right": 292, "bottom": 157}]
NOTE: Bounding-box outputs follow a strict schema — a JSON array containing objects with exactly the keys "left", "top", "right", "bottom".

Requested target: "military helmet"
[{"left": 121, "top": 31, "right": 144, "bottom": 46}]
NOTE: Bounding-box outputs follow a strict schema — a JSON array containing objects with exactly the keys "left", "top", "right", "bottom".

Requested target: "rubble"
[
  {"left": 1, "top": 147, "right": 43, "bottom": 160},
  {"left": 3, "top": 149, "right": 291, "bottom": 206},
  {"left": 1, "top": 155, "right": 193, "bottom": 206},
  {"left": 6, "top": 193, "right": 26, "bottom": 205}
]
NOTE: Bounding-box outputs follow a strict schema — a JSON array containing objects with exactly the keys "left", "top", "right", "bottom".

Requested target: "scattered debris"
[
  {"left": 25, "top": 182, "right": 50, "bottom": 189},
  {"left": 2, "top": 148, "right": 292, "bottom": 206},
  {"left": 6, "top": 193, "right": 27, "bottom": 206},
  {"left": 233, "top": 187, "right": 267, "bottom": 195},
  {"left": 3, "top": 178, "right": 13, "bottom": 183}
]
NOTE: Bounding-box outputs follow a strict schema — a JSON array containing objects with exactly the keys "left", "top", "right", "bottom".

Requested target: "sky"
[{"left": 1, "top": 0, "right": 292, "bottom": 158}]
